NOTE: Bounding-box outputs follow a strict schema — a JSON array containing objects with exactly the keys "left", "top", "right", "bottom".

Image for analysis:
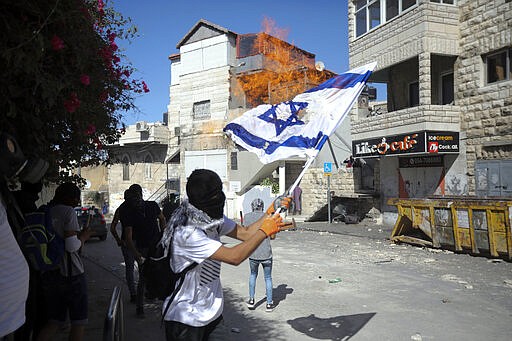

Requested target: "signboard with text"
[{"left": 352, "top": 131, "right": 459, "bottom": 158}]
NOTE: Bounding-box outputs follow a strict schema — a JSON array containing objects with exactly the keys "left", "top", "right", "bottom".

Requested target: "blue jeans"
[
  {"left": 249, "top": 258, "right": 273, "bottom": 304},
  {"left": 121, "top": 245, "right": 136, "bottom": 296}
]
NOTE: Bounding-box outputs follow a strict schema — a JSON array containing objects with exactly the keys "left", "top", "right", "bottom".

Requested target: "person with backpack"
[
  {"left": 161, "top": 169, "right": 291, "bottom": 341},
  {"left": 119, "top": 184, "right": 165, "bottom": 318},
  {"left": 110, "top": 189, "right": 137, "bottom": 303},
  {"left": 37, "top": 183, "right": 92, "bottom": 341}
]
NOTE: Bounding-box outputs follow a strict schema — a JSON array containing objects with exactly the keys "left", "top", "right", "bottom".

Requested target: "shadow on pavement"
[
  {"left": 273, "top": 283, "right": 293, "bottom": 306},
  {"left": 211, "top": 288, "right": 290, "bottom": 341},
  {"left": 287, "top": 312, "right": 376, "bottom": 340}
]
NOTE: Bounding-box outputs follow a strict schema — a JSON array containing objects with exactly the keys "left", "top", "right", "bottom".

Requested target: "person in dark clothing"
[
  {"left": 161, "top": 193, "right": 179, "bottom": 221},
  {"left": 110, "top": 189, "right": 137, "bottom": 302},
  {"left": 119, "top": 184, "right": 165, "bottom": 318}
]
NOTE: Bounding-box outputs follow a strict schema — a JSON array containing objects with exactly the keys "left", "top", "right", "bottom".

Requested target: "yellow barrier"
[{"left": 388, "top": 197, "right": 512, "bottom": 260}]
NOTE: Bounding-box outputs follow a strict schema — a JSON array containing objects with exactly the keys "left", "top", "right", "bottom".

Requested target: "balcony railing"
[{"left": 352, "top": 104, "right": 461, "bottom": 138}]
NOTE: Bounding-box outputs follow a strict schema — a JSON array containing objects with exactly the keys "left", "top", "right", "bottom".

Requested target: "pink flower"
[
  {"left": 142, "top": 81, "right": 150, "bottom": 93},
  {"left": 80, "top": 74, "right": 90, "bottom": 86},
  {"left": 93, "top": 137, "right": 103, "bottom": 150},
  {"left": 64, "top": 92, "right": 80, "bottom": 113},
  {"left": 99, "top": 91, "right": 108, "bottom": 102},
  {"left": 51, "top": 35, "right": 65, "bottom": 51},
  {"left": 85, "top": 124, "right": 96, "bottom": 136},
  {"left": 97, "top": 0, "right": 105, "bottom": 15}
]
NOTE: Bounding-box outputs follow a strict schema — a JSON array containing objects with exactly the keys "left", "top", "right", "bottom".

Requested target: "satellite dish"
[{"left": 315, "top": 61, "right": 325, "bottom": 71}]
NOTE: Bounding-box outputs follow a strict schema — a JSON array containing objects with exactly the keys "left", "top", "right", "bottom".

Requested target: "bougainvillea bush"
[{"left": 0, "top": 0, "right": 147, "bottom": 184}]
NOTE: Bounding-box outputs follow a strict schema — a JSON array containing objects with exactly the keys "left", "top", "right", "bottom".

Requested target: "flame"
[{"left": 236, "top": 16, "right": 333, "bottom": 107}]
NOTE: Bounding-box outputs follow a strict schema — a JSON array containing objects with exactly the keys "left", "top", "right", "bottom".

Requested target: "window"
[
  {"left": 475, "top": 160, "right": 512, "bottom": 197},
  {"left": 386, "top": 0, "right": 398, "bottom": 20},
  {"left": 230, "top": 152, "right": 238, "bottom": 170},
  {"left": 409, "top": 81, "right": 419, "bottom": 107},
  {"left": 441, "top": 72, "right": 454, "bottom": 104},
  {"left": 355, "top": 0, "right": 417, "bottom": 37},
  {"left": 193, "top": 100, "right": 211, "bottom": 120},
  {"left": 430, "top": 0, "right": 455, "bottom": 4},
  {"left": 144, "top": 154, "right": 152, "bottom": 180},
  {"left": 122, "top": 156, "right": 130, "bottom": 181},
  {"left": 486, "top": 49, "right": 511, "bottom": 84}
]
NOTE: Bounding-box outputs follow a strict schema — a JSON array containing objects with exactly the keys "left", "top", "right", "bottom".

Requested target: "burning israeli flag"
[{"left": 223, "top": 62, "right": 376, "bottom": 164}]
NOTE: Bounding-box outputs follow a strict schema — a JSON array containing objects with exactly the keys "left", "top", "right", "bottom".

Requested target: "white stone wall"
[
  {"left": 352, "top": 105, "right": 461, "bottom": 139},
  {"left": 348, "top": 0, "right": 460, "bottom": 69},
  {"left": 300, "top": 167, "right": 355, "bottom": 216},
  {"left": 108, "top": 161, "right": 170, "bottom": 214},
  {"left": 457, "top": 0, "right": 512, "bottom": 194}
]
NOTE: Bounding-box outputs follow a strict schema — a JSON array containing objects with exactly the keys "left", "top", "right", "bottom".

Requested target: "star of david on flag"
[{"left": 223, "top": 62, "right": 377, "bottom": 164}]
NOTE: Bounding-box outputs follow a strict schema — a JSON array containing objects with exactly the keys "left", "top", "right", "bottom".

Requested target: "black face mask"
[
  {"left": 195, "top": 191, "right": 226, "bottom": 219},
  {"left": 187, "top": 169, "right": 226, "bottom": 219}
]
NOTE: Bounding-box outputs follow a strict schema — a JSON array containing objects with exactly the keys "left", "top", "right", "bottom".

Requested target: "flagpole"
[{"left": 275, "top": 152, "right": 318, "bottom": 214}]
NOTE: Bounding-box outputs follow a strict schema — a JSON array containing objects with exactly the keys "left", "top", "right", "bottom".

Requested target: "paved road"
[{"left": 61, "top": 220, "right": 512, "bottom": 340}]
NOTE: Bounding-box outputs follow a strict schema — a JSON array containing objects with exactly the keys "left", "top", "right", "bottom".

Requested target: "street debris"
[
  {"left": 328, "top": 278, "right": 342, "bottom": 283},
  {"left": 374, "top": 259, "right": 393, "bottom": 264},
  {"left": 411, "top": 333, "right": 423, "bottom": 341}
]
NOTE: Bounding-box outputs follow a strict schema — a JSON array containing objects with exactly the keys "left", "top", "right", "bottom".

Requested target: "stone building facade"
[
  {"left": 167, "top": 19, "right": 355, "bottom": 219},
  {"left": 348, "top": 0, "right": 511, "bottom": 224},
  {"left": 107, "top": 121, "right": 174, "bottom": 213}
]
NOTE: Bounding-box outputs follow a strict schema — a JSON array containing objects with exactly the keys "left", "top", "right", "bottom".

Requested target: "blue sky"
[{"left": 115, "top": 0, "right": 351, "bottom": 125}]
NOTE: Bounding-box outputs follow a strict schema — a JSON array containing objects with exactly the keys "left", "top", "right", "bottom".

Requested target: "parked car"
[{"left": 74, "top": 206, "right": 108, "bottom": 241}]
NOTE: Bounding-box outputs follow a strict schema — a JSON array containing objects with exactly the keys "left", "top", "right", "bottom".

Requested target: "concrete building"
[
  {"left": 348, "top": 0, "right": 512, "bottom": 224},
  {"left": 167, "top": 19, "right": 358, "bottom": 219},
  {"left": 107, "top": 121, "right": 174, "bottom": 212}
]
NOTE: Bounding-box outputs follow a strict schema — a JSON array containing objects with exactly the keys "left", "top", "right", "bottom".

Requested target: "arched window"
[
  {"left": 122, "top": 156, "right": 130, "bottom": 181},
  {"left": 144, "top": 154, "right": 153, "bottom": 180}
]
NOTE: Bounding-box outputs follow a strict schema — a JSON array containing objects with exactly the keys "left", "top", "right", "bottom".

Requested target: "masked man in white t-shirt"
[{"left": 161, "top": 169, "right": 291, "bottom": 340}]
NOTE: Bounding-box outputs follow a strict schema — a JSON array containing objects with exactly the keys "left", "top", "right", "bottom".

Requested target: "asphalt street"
[{"left": 59, "top": 219, "right": 512, "bottom": 341}]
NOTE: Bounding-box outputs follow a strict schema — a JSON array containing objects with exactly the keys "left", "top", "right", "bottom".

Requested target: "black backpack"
[{"left": 142, "top": 228, "right": 196, "bottom": 307}]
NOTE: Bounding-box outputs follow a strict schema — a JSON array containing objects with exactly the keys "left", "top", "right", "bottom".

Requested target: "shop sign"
[
  {"left": 352, "top": 132, "right": 424, "bottom": 157},
  {"left": 352, "top": 131, "right": 459, "bottom": 158},
  {"left": 426, "top": 131, "right": 459, "bottom": 154},
  {"left": 399, "top": 155, "right": 444, "bottom": 168}
]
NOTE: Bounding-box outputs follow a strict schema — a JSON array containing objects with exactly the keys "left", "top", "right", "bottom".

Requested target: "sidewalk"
[
  {"left": 74, "top": 218, "right": 512, "bottom": 340},
  {"left": 76, "top": 219, "right": 394, "bottom": 340}
]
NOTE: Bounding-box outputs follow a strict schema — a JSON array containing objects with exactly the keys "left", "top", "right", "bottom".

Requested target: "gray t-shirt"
[
  {"left": 50, "top": 204, "right": 84, "bottom": 276},
  {"left": 244, "top": 211, "right": 272, "bottom": 261}
]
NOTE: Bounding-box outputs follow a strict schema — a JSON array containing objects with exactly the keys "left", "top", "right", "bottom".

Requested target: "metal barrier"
[
  {"left": 388, "top": 197, "right": 512, "bottom": 260},
  {"left": 103, "top": 286, "right": 124, "bottom": 341}
]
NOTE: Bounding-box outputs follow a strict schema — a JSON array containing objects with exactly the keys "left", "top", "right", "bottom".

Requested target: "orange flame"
[{"left": 236, "top": 17, "right": 333, "bottom": 107}]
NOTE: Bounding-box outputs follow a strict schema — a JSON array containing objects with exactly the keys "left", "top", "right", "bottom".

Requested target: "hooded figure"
[{"left": 161, "top": 169, "right": 291, "bottom": 340}]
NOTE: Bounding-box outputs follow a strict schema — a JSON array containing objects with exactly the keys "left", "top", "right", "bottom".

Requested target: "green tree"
[
  {"left": 0, "top": 0, "right": 146, "bottom": 184},
  {"left": 260, "top": 177, "right": 279, "bottom": 194}
]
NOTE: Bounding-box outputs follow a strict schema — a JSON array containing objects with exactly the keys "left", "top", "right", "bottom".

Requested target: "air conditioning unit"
[{"left": 135, "top": 121, "right": 148, "bottom": 131}]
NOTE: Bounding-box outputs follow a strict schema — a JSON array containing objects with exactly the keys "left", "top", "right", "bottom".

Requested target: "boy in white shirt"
[{"left": 162, "top": 169, "right": 291, "bottom": 340}]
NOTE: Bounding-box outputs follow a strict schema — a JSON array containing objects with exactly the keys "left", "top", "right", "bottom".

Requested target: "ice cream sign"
[{"left": 352, "top": 131, "right": 459, "bottom": 157}]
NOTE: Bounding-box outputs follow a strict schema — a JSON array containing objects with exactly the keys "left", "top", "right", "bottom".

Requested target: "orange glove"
[
  {"left": 266, "top": 196, "right": 292, "bottom": 215},
  {"left": 259, "top": 214, "right": 285, "bottom": 237}
]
